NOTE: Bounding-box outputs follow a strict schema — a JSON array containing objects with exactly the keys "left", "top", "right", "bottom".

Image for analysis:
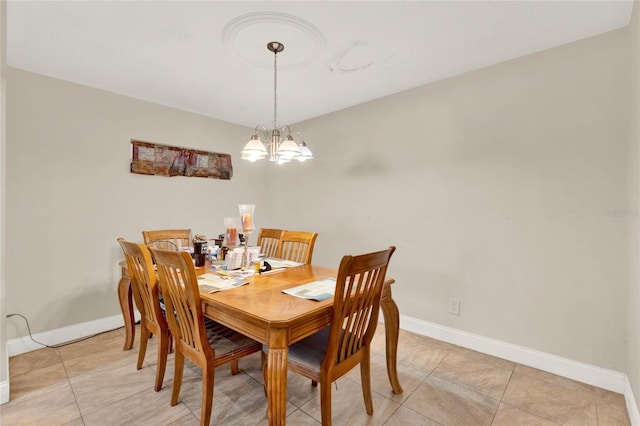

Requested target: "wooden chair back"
[
  {"left": 256, "top": 228, "right": 285, "bottom": 258},
  {"left": 282, "top": 245, "right": 396, "bottom": 425},
  {"left": 327, "top": 246, "right": 396, "bottom": 373},
  {"left": 117, "top": 238, "right": 170, "bottom": 391},
  {"left": 150, "top": 247, "right": 261, "bottom": 426},
  {"left": 277, "top": 230, "right": 318, "bottom": 264},
  {"left": 142, "top": 229, "right": 192, "bottom": 251},
  {"left": 151, "top": 248, "right": 212, "bottom": 363}
]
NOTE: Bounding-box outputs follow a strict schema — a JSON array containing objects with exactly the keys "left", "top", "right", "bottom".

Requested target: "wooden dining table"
[{"left": 117, "top": 261, "right": 403, "bottom": 425}]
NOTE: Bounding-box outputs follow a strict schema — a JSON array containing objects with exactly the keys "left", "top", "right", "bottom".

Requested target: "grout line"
[
  {"left": 497, "top": 364, "right": 516, "bottom": 402},
  {"left": 59, "top": 347, "right": 85, "bottom": 425}
]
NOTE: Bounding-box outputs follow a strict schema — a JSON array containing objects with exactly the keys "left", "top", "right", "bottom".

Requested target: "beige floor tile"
[
  {"left": 491, "top": 402, "right": 561, "bottom": 426},
  {"left": 383, "top": 406, "right": 443, "bottom": 425},
  {"left": 194, "top": 379, "right": 272, "bottom": 426},
  {"left": 3, "top": 326, "right": 631, "bottom": 426},
  {"left": 7, "top": 362, "right": 70, "bottom": 403},
  {"left": 71, "top": 362, "right": 157, "bottom": 415},
  {"left": 502, "top": 372, "right": 597, "bottom": 426},
  {"left": 395, "top": 336, "right": 450, "bottom": 373},
  {"left": 431, "top": 351, "right": 513, "bottom": 400},
  {"left": 403, "top": 375, "right": 499, "bottom": 426},
  {"left": 160, "top": 355, "right": 256, "bottom": 394},
  {"left": 450, "top": 347, "right": 516, "bottom": 371},
  {"left": 595, "top": 387, "right": 631, "bottom": 426},
  {"left": 286, "top": 407, "right": 322, "bottom": 425},
  {"left": 63, "top": 343, "right": 140, "bottom": 384},
  {"left": 514, "top": 364, "right": 596, "bottom": 394},
  {"left": 0, "top": 384, "right": 81, "bottom": 426},
  {"left": 235, "top": 351, "right": 321, "bottom": 410},
  {"left": 160, "top": 351, "right": 255, "bottom": 396},
  {"left": 345, "top": 353, "right": 428, "bottom": 403},
  {"left": 9, "top": 347, "right": 62, "bottom": 378},
  {"left": 164, "top": 358, "right": 275, "bottom": 425},
  {"left": 370, "top": 325, "right": 435, "bottom": 400},
  {"left": 281, "top": 370, "right": 322, "bottom": 409},
  {"left": 398, "top": 328, "right": 462, "bottom": 352},
  {"left": 138, "top": 332, "right": 171, "bottom": 367},
  {"left": 370, "top": 322, "right": 392, "bottom": 355},
  {"left": 61, "top": 418, "right": 87, "bottom": 426},
  {"left": 167, "top": 413, "right": 201, "bottom": 425},
  {"left": 238, "top": 352, "right": 265, "bottom": 384},
  {"left": 298, "top": 376, "right": 401, "bottom": 425},
  {"left": 159, "top": 353, "right": 203, "bottom": 390},
  {"left": 82, "top": 385, "right": 190, "bottom": 426},
  {"left": 57, "top": 330, "right": 126, "bottom": 362},
  {"left": 117, "top": 323, "right": 143, "bottom": 350}
]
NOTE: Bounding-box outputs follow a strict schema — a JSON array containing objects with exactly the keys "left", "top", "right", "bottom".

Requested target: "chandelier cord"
[{"left": 273, "top": 49, "right": 278, "bottom": 129}]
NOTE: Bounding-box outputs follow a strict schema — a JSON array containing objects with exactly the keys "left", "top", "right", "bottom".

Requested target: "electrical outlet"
[{"left": 448, "top": 298, "right": 460, "bottom": 315}]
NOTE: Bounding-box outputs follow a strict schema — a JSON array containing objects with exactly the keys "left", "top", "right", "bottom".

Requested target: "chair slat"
[
  {"left": 257, "top": 228, "right": 285, "bottom": 258},
  {"left": 277, "top": 231, "right": 318, "bottom": 264}
]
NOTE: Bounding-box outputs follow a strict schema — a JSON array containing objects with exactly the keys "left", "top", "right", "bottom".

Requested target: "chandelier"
[{"left": 241, "top": 42, "right": 313, "bottom": 164}]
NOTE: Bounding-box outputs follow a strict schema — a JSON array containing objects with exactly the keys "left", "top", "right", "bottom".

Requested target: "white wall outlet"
[{"left": 448, "top": 298, "right": 460, "bottom": 315}]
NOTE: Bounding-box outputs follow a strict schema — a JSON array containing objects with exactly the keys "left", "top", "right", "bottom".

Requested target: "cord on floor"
[{"left": 6, "top": 313, "right": 125, "bottom": 349}]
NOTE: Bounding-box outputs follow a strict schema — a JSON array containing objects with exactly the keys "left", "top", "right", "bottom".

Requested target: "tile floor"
[{"left": 0, "top": 324, "right": 631, "bottom": 425}]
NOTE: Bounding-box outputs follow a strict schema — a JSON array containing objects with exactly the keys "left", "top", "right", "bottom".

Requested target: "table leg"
[
  {"left": 266, "top": 329, "right": 288, "bottom": 425},
  {"left": 117, "top": 265, "right": 135, "bottom": 350},
  {"left": 381, "top": 279, "right": 403, "bottom": 394}
]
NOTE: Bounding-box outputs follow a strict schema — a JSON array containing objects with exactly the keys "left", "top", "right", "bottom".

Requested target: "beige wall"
[
  {"left": 4, "top": 4, "right": 637, "bottom": 390},
  {"left": 1, "top": 0, "right": 8, "bottom": 396},
  {"left": 627, "top": 1, "right": 640, "bottom": 407},
  {"left": 5, "top": 68, "right": 269, "bottom": 339},
  {"left": 270, "top": 25, "right": 635, "bottom": 372}
]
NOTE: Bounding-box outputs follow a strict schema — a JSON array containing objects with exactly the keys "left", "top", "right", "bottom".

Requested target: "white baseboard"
[
  {"left": 1, "top": 337, "right": 8, "bottom": 405},
  {"left": 399, "top": 314, "right": 639, "bottom": 424},
  {"left": 7, "top": 312, "right": 140, "bottom": 357},
  {"left": 625, "top": 376, "right": 640, "bottom": 425},
  {"left": 0, "top": 379, "right": 8, "bottom": 405}
]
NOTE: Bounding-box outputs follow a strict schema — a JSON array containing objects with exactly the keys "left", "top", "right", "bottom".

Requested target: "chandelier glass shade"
[{"left": 241, "top": 42, "right": 313, "bottom": 165}]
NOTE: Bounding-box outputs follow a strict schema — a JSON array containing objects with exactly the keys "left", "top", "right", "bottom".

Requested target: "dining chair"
[
  {"left": 150, "top": 247, "right": 262, "bottom": 426},
  {"left": 146, "top": 240, "right": 178, "bottom": 251},
  {"left": 266, "top": 246, "right": 395, "bottom": 426},
  {"left": 117, "top": 238, "right": 171, "bottom": 392},
  {"left": 276, "top": 230, "right": 318, "bottom": 264},
  {"left": 256, "top": 228, "right": 285, "bottom": 258},
  {"left": 142, "top": 229, "right": 192, "bottom": 251}
]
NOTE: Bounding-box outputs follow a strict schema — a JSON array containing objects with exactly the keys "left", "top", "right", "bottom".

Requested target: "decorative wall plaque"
[{"left": 130, "top": 140, "right": 233, "bottom": 180}]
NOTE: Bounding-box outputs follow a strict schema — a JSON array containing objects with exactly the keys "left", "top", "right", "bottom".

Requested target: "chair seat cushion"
[
  {"left": 204, "top": 317, "right": 260, "bottom": 356},
  {"left": 286, "top": 327, "right": 330, "bottom": 373},
  {"left": 263, "top": 327, "right": 353, "bottom": 373}
]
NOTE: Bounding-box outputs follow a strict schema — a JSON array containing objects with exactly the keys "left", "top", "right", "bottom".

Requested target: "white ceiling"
[{"left": 8, "top": 1, "right": 634, "bottom": 128}]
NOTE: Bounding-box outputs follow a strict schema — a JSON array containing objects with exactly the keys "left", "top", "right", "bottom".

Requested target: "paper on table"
[
  {"left": 282, "top": 278, "right": 336, "bottom": 301},
  {"left": 197, "top": 273, "right": 249, "bottom": 293},
  {"left": 264, "top": 258, "right": 305, "bottom": 269}
]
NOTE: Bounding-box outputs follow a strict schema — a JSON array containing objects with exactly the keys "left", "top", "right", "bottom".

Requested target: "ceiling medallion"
[{"left": 222, "top": 12, "right": 326, "bottom": 70}]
